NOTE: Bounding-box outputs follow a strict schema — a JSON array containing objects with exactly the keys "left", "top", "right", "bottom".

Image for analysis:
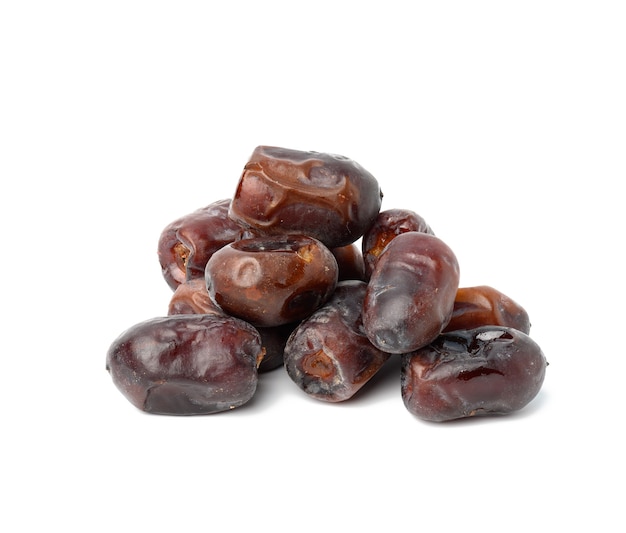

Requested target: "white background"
[{"left": 2, "top": 1, "right": 624, "bottom": 531}]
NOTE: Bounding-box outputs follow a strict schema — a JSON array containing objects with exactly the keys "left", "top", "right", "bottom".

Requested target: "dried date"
[
  {"left": 363, "top": 232, "right": 460, "bottom": 354},
  {"left": 158, "top": 199, "right": 243, "bottom": 291},
  {"left": 443, "top": 285, "right": 531, "bottom": 334},
  {"left": 362, "top": 208, "right": 435, "bottom": 278},
  {"left": 284, "top": 280, "right": 391, "bottom": 402},
  {"left": 167, "top": 278, "right": 224, "bottom": 316},
  {"left": 331, "top": 243, "right": 366, "bottom": 281},
  {"left": 401, "top": 326, "right": 547, "bottom": 422},
  {"left": 255, "top": 322, "right": 299, "bottom": 373},
  {"left": 205, "top": 234, "right": 338, "bottom": 327},
  {"left": 167, "top": 277, "right": 291, "bottom": 372},
  {"left": 106, "top": 314, "right": 264, "bottom": 415},
  {"left": 228, "top": 146, "right": 383, "bottom": 248}
]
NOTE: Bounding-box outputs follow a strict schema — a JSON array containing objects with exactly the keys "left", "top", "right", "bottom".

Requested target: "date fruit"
[
  {"left": 363, "top": 231, "right": 460, "bottom": 354},
  {"left": 362, "top": 208, "right": 435, "bottom": 278},
  {"left": 106, "top": 314, "right": 264, "bottom": 415},
  {"left": 401, "top": 326, "right": 547, "bottom": 422},
  {"left": 167, "top": 278, "right": 224, "bottom": 316},
  {"left": 284, "top": 280, "right": 391, "bottom": 402},
  {"left": 158, "top": 199, "right": 243, "bottom": 291},
  {"left": 228, "top": 146, "right": 383, "bottom": 248},
  {"left": 167, "top": 277, "right": 291, "bottom": 372},
  {"left": 443, "top": 285, "right": 531, "bottom": 334},
  {"left": 255, "top": 322, "right": 299, "bottom": 373},
  {"left": 332, "top": 243, "right": 366, "bottom": 281},
  {"left": 205, "top": 234, "right": 338, "bottom": 327}
]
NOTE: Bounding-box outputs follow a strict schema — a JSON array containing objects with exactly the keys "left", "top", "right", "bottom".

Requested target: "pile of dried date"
[{"left": 106, "top": 146, "right": 547, "bottom": 422}]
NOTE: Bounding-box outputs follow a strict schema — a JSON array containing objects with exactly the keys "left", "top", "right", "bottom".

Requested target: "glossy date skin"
[
  {"left": 167, "top": 277, "right": 223, "bottom": 316},
  {"left": 284, "top": 280, "right": 391, "bottom": 402},
  {"left": 106, "top": 314, "right": 264, "bottom": 415},
  {"left": 401, "top": 327, "right": 547, "bottom": 422},
  {"left": 331, "top": 243, "right": 366, "bottom": 281},
  {"left": 362, "top": 208, "right": 435, "bottom": 279},
  {"left": 167, "top": 277, "right": 293, "bottom": 372},
  {"left": 205, "top": 234, "right": 338, "bottom": 327},
  {"left": 158, "top": 199, "right": 244, "bottom": 291},
  {"left": 443, "top": 285, "right": 531, "bottom": 334},
  {"left": 228, "top": 146, "right": 383, "bottom": 248},
  {"left": 363, "top": 232, "right": 460, "bottom": 354}
]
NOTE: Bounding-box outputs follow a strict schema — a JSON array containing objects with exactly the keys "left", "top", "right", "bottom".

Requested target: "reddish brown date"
[
  {"left": 205, "top": 234, "right": 338, "bottom": 327},
  {"left": 363, "top": 232, "right": 460, "bottom": 354},
  {"left": 228, "top": 146, "right": 383, "bottom": 248},
  {"left": 401, "top": 326, "right": 547, "bottom": 422},
  {"left": 158, "top": 199, "right": 243, "bottom": 291},
  {"left": 443, "top": 285, "right": 531, "bottom": 334},
  {"left": 106, "top": 314, "right": 264, "bottom": 415},
  {"left": 167, "top": 278, "right": 224, "bottom": 316},
  {"left": 284, "top": 280, "right": 391, "bottom": 402},
  {"left": 331, "top": 243, "right": 366, "bottom": 281},
  {"left": 362, "top": 208, "right": 435, "bottom": 278},
  {"left": 167, "top": 277, "right": 292, "bottom": 372}
]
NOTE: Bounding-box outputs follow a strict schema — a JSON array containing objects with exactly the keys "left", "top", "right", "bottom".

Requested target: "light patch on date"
[
  {"left": 233, "top": 257, "right": 263, "bottom": 288},
  {"left": 476, "top": 329, "right": 511, "bottom": 342}
]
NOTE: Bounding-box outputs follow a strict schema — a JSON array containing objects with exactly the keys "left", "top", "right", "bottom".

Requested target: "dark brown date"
[
  {"left": 106, "top": 314, "right": 264, "bottom": 415},
  {"left": 167, "top": 277, "right": 292, "bottom": 372},
  {"left": 284, "top": 280, "right": 391, "bottom": 402},
  {"left": 331, "top": 243, "right": 366, "bottom": 281},
  {"left": 362, "top": 208, "right": 435, "bottom": 278},
  {"left": 205, "top": 234, "right": 338, "bottom": 327},
  {"left": 167, "top": 277, "right": 224, "bottom": 316},
  {"left": 228, "top": 146, "right": 383, "bottom": 248},
  {"left": 443, "top": 285, "right": 531, "bottom": 334},
  {"left": 363, "top": 232, "right": 460, "bottom": 354},
  {"left": 255, "top": 322, "right": 299, "bottom": 373},
  {"left": 401, "top": 326, "right": 547, "bottom": 422},
  {"left": 158, "top": 199, "right": 243, "bottom": 291}
]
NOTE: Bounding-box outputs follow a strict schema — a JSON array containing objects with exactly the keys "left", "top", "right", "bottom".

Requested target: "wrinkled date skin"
[
  {"left": 167, "top": 278, "right": 224, "bottom": 316},
  {"left": 205, "top": 234, "right": 338, "bottom": 327},
  {"left": 167, "top": 277, "right": 293, "bottom": 372},
  {"left": 362, "top": 208, "right": 435, "bottom": 279},
  {"left": 106, "top": 314, "right": 264, "bottom": 415},
  {"left": 401, "top": 326, "right": 547, "bottom": 422},
  {"left": 443, "top": 285, "right": 531, "bottom": 334},
  {"left": 167, "top": 279, "right": 291, "bottom": 372},
  {"left": 158, "top": 199, "right": 244, "bottom": 291},
  {"left": 228, "top": 146, "right": 383, "bottom": 248},
  {"left": 284, "top": 280, "right": 391, "bottom": 402},
  {"left": 363, "top": 232, "right": 460, "bottom": 354}
]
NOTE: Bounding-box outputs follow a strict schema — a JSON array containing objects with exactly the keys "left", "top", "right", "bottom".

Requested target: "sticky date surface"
[
  {"left": 363, "top": 232, "right": 460, "bottom": 354},
  {"left": 284, "top": 280, "right": 390, "bottom": 402},
  {"left": 167, "top": 277, "right": 291, "bottom": 372},
  {"left": 229, "top": 146, "right": 383, "bottom": 248},
  {"left": 401, "top": 326, "right": 547, "bottom": 422},
  {"left": 205, "top": 234, "right": 338, "bottom": 327},
  {"left": 362, "top": 208, "right": 435, "bottom": 278},
  {"left": 443, "top": 285, "right": 531, "bottom": 334},
  {"left": 106, "top": 314, "right": 263, "bottom": 415},
  {"left": 167, "top": 278, "right": 224, "bottom": 316},
  {"left": 158, "top": 199, "right": 243, "bottom": 291}
]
